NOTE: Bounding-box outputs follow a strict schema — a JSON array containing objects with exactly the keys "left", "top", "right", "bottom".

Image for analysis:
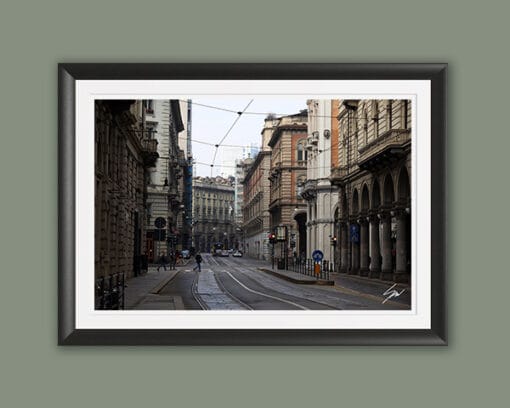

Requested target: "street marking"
[{"left": 223, "top": 271, "right": 308, "bottom": 310}]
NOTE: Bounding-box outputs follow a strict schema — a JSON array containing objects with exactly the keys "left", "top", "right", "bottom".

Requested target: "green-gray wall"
[{"left": 0, "top": 0, "right": 506, "bottom": 406}]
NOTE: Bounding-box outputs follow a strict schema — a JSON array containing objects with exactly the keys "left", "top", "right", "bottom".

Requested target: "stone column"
[
  {"left": 369, "top": 214, "right": 381, "bottom": 278},
  {"left": 340, "top": 222, "right": 348, "bottom": 273},
  {"left": 395, "top": 210, "right": 409, "bottom": 283},
  {"left": 359, "top": 218, "right": 369, "bottom": 276},
  {"left": 306, "top": 222, "right": 311, "bottom": 258},
  {"left": 380, "top": 212, "right": 393, "bottom": 280},
  {"left": 349, "top": 221, "right": 360, "bottom": 274}
]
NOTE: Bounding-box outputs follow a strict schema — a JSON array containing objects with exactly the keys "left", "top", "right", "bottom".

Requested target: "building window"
[
  {"left": 143, "top": 100, "right": 154, "bottom": 114},
  {"left": 297, "top": 139, "right": 307, "bottom": 162}
]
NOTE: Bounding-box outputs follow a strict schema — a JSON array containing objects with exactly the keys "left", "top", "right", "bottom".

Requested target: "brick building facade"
[{"left": 267, "top": 111, "right": 308, "bottom": 260}]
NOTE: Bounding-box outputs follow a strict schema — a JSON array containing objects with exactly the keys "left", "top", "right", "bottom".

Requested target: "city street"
[
  {"left": 95, "top": 98, "right": 413, "bottom": 311},
  {"left": 128, "top": 254, "right": 410, "bottom": 311}
]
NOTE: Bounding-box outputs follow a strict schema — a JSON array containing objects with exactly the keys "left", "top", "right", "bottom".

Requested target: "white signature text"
[{"left": 382, "top": 284, "right": 406, "bottom": 304}]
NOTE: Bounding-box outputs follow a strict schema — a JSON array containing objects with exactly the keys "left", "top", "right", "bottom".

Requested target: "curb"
[
  {"left": 332, "top": 273, "right": 410, "bottom": 290},
  {"left": 258, "top": 268, "right": 334, "bottom": 286},
  {"left": 150, "top": 270, "right": 180, "bottom": 294}
]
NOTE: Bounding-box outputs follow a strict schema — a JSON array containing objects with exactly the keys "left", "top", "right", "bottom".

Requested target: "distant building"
[
  {"left": 242, "top": 150, "right": 271, "bottom": 260},
  {"left": 192, "top": 176, "right": 236, "bottom": 252},
  {"left": 243, "top": 143, "right": 260, "bottom": 159},
  {"left": 267, "top": 111, "right": 308, "bottom": 261},
  {"left": 234, "top": 158, "right": 248, "bottom": 250}
]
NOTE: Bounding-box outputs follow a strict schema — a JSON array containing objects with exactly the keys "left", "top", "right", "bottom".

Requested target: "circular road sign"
[
  {"left": 154, "top": 217, "right": 166, "bottom": 229},
  {"left": 312, "top": 250, "right": 324, "bottom": 262}
]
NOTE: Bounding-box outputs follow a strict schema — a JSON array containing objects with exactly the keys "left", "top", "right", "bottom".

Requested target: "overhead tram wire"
[
  {"left": 180, "top": 99, "right": 365, "bottom": 119},
  {"left": 189, "top": 98, "right": 349, "bottom": 174},
  {"left": 195, "top": 138, "right": 336, "bottom": 172},
  {"left": 209, "top": 99, "right": 254, "bottom": 177}
]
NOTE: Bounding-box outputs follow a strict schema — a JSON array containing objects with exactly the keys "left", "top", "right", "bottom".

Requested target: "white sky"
[{"left": 190, "top": 98, "right": 307, "bottom": 177}]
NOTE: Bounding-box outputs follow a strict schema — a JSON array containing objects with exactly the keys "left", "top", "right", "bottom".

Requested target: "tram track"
[
  {"left": 212, "top": 256, "right": 336, "bottom": 310},
  {"left": 190, "top": 270, "right": 208, "bottom": 310}
]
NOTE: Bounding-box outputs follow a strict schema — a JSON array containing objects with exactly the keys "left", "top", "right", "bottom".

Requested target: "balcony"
[
  {"left": 307, "top": 131, "right": 319, "bottom": 146},
  {"left": 358, "top": 129, "right": 411, "bottom": 171},
  {"left": 300, "top": 179, "right": 317, "bottom": 200},
  {"left": 141, "top": 138, "right": 159, "bottom": 167},
  {"left": 330, "top": 166, "right": 348, "bottom": 185}
]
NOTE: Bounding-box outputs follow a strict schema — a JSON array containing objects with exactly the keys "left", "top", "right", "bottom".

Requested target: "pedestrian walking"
[
  {"left": 157, "top": 252, "right": 167, "bottom": 272},
  {"left": 169, "top": 252, "right": 176, "bottom": 270},
  {"left": 193, "top": 252, "right": 203, "bottom": 272}
]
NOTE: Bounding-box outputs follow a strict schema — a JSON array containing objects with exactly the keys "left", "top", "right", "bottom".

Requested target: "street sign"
[
  {"left": 350, "top": 224, "right": 359, "bottom": 243},
  {"left": 155, "top": 217, "right": 166, "bottom": 229},
  {"left": 312, "top": 250, "right": 323, "bottom": 262},
  {"left": 275, "top": 225, "right": 287, "bottom": 241}
]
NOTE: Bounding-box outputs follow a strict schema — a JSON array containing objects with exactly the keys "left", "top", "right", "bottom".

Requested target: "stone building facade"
[
  {"left": 267, "top": 111, "right": 308, "bottom": 259},
  {"left": 242, "top": 150, "right": 271, "bottom": 260},
  {"left": 331, "top": 99, "right": 412, "bottom": 283},
  {"left": 192, "top": 176, "right": 235, "bottom": 252},
  {"left": 234, "top": 157, "right": 247, "bottom": 250},
  {"left": 95, "top": 100, "right": 152, "bottom": 280},
  {"left": 143, "top": 100, "right": 186, "bottom": 262},
  {"left": 301, "top": 100, "right": 339, "bottom": 262}
]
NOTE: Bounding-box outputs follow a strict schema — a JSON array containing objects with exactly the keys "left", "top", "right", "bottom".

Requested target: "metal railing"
[
  {"left": 358, "top": 128, "right": 411, "bottom": 161},
  {"left": 273, "top": 257, "right": 334, "bottom": 281},
  {"left": 142, "top": 138, "right": 158, "bottom": 153},
  {"left": 95, "top": 272, "right": 125, "bottom": 310}
]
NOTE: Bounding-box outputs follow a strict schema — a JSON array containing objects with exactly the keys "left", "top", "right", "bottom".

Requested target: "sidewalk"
[
  {"left": 329, "top": 272, "right": 411, "bottom": 305},
  {"left": 258, "top": 267, "right": 334, "bottom": 285},
  {"left": 124, "top": 266, "right": 180, "bottom": 310},
  {"left": 250, "top": 257, "right": 410, "bottom": 306}
]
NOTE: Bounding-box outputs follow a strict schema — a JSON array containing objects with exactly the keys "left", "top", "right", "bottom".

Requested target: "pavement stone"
[
  {"left": 196, "top": 268, "right": 248, "bottom": 310},
  {"left": 234, "top": 256, "right": 410, "bottom": 306},
  {"left": 124, "top": 266, "right": 179, "bottom": 309},
  {"left": 330, "top": 273, "right": 411, "bottom": 305},
  {"left": 258, "top": 267, "right": 334, "bottom": 285}
]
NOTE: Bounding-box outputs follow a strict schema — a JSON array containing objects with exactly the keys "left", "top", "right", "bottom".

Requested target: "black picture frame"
[{"left": 59, "top": 63, "right": 447, "bottom": 345}]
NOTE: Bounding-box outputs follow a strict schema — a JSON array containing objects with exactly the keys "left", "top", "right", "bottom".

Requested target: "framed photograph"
[{"left": 59, "top": 63, "right": 446, "bottom": 345}]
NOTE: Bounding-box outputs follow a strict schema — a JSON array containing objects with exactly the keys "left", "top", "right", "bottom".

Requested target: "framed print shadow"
[{"left": 58, "top": 63, "right": 447, "bottom": 345}]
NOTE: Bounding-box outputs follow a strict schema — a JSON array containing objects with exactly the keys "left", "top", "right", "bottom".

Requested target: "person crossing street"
[{"left": 193, "top": 252, "right": 203, "bottom": 272}]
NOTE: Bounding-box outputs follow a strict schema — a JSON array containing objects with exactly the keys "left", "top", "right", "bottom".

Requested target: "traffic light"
[
  {"left": 268, "top": 233, "right": 276, "bottom": 244},
  {"left": 330, "top": 236, "right": 337, "bottom": 246}
]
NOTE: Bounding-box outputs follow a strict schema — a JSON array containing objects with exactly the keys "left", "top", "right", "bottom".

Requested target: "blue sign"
[
  {"left": 350, "top": 224, "right": 359, "bottom": 243},
  {"left": 312, "top": 250, "right": 324, "bottom": 262},
  {"left": 155, "top": 217, "right": 166, "bottom": 229}
]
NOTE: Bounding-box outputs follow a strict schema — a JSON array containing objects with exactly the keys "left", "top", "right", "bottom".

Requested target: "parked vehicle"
[
  {"left": 220, "top": 249, "right": 230, "bottom": 257},
  {"left": 212, "top": 242, "right": 223, "bottom": 257},
  {"left": 181, "top": 249, "right": 190, "bottom": 259},
  {"left": 232, "top": 251, "right": 243, "bottom": 257}
]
